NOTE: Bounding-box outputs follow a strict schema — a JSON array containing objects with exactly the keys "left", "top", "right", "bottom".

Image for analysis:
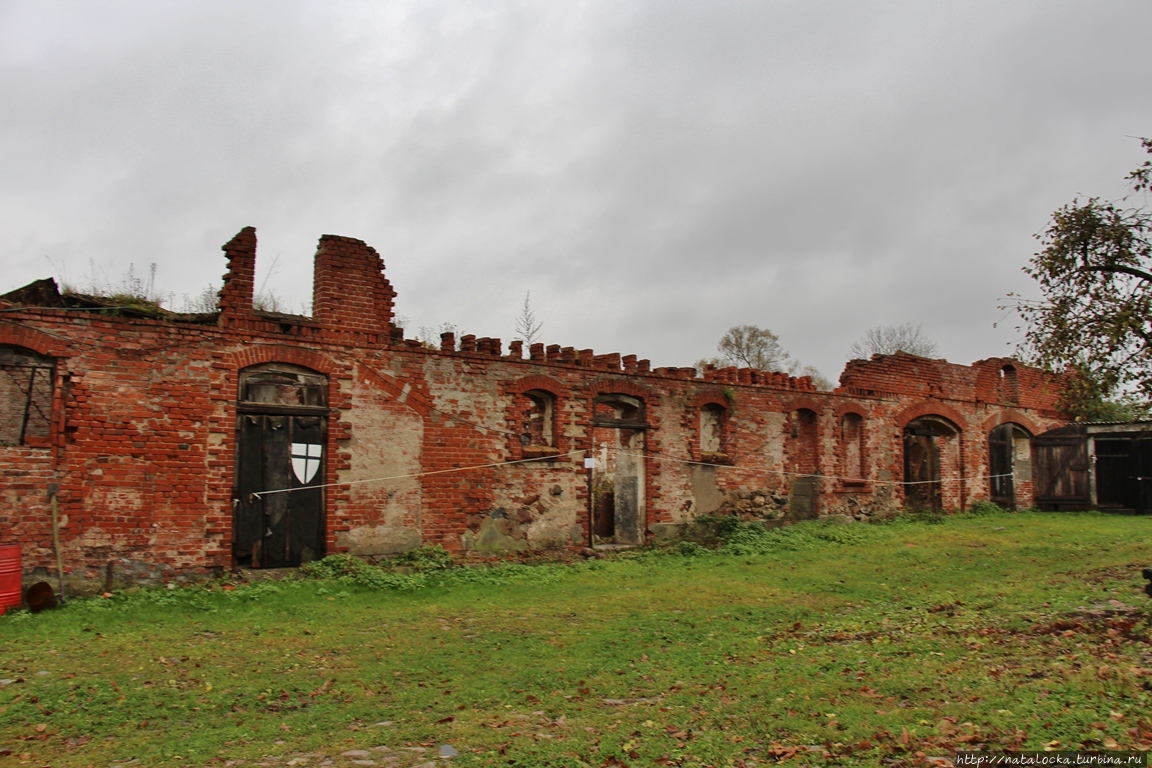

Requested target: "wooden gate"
[
  {"left": 233, "top": 366, "right": 328, "bottom": 568},
  {"left": 1033, "top": 430, "right": 1089, "bottom": 511}
]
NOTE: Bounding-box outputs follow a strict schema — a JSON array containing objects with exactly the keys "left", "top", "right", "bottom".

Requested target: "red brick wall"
[{"left": 0, "top": 228, "right": 1070, "bottom": 585}]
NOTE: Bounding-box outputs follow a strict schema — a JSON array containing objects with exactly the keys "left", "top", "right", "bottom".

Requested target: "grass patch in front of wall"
[{"left": 1, "top": 509, "right": 1150, "bottom": 767}]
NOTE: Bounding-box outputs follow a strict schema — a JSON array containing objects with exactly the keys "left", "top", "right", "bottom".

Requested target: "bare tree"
[
  {"left": 252, "top": 253, "right": 287, "bottom": 313},
  {"left": 849, "top": 323, "right": 938, "bottom": 359},
  {"left": 696, "top": 324, "right": 833, "bottom": 390},
  {"left": 514, "top": 291, "right": 543, "bottom": 345},
  {"left": 253, "top": 290, "right": 288, "bottom": 313},
  {"left": 715, "top": 324, "right": 793, "bottom": 371}
]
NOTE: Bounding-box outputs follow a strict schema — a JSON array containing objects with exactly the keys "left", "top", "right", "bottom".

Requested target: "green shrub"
[
  {"left": 300, "top": 554, "right": 427, "bottom": 590},
  {"left": 675, "top": 540, "right": 708, "bottom": 557},
  {"left": 388, "top": 544, "right": 456, "bottom": 571},
  {"left": 966, "top": 500, "right": 1008, "bottom": 516},
  {"left": 299, "top": 552, "right": 580, "bottom": 591}
]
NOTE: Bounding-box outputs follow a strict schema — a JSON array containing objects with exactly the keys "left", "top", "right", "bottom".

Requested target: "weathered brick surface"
[{"left": 0, "top": 229, "right": 1069, "bottom": 585}]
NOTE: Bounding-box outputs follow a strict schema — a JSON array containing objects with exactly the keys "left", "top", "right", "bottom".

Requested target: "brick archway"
[
  {"left": 895, "top": 401, "right": 969, "bottom": 432},
  {"left": 0, "top": 323, "right": 67, "bottom": 358}
]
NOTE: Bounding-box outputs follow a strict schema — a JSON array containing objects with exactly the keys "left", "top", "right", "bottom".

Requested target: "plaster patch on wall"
[
  {"left": 525, "top": 504, "right": 582, "bottom": 549},
  {"left": 462, "top": 516, "right": 528, "bottom": 554},
  {"left": 421, "top": 356, "right": 506, "bottom": 433},
  {"left": 344, "top": 371, "right": 424, "bottom": 529},
  {"left": 690, "top": 465, "right": 724, "bottom": 516},
  {"left": 336, "top": 524, "right": 421, "bottom": 555}
]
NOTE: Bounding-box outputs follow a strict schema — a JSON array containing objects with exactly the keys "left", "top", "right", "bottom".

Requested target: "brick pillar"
[
  {"left": 217, "top": 227, "right": 256, "bottom": 325},
  {"left": 312, "top": 235, "right": 395, "bottom": 336}
]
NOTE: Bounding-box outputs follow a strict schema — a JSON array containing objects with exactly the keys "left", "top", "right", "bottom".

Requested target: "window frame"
[{"left": 0, "top": 345, "right": 55, "bottom": 448}]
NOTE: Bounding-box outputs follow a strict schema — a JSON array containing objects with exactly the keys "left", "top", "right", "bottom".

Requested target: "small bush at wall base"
[
  {"left": 967, "top": 500, "right": 1010, "bottom": 516},
  {"left": 386, "top": 544, "right": 456, "bottom": 571},
  {"left": 903, "top": 506, "right": 945, "bottom": 524},
  {"left": 675, "top": 540, "right": 708, "bottom": 557},
  {"left": 299, "top": 554, "right": 427, "bottom": 590}
]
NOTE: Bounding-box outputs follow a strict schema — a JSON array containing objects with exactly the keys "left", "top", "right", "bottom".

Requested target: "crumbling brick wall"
[{"left": 0, "top": 228, "right": 1069, "bottom": 588}]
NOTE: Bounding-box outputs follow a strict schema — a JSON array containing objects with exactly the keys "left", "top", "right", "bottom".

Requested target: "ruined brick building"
[{"left": 0, "top": 228, "right": 1067, "bottom": 585}]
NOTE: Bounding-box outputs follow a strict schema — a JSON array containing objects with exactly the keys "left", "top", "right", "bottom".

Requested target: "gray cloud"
[{"left": 2, "top": 0, "right": 1150, "bottom": 381}]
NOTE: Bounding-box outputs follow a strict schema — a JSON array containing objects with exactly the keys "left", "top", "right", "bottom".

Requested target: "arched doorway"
[
  {"left": 234, "top": 364, "right": 328, "bottom": 568},
  {"left": 591, "top": 394, "right": 646, "bottom": 546},
  {"left": 904, "top": 416, "right": 960, "bottom": 511},
  {"left": 989, "top": 423, "right": 1032, "bottom": 509}
]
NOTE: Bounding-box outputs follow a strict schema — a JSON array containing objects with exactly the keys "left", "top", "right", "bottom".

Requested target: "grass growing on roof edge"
[{"left": 1, "top": 509, "right": 1150, "bottom": 767}]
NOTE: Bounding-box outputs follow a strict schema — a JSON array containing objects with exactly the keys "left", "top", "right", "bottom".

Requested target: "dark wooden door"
[
  {"left": 235, "top": 413, "right": 326, "bottom": 568},
  {"left": 989, "top": 424, "right": 1015, "bottom": 508},
  {"left": 1033, "top": 438, "right": 1089, "bottom": 510},
  {"left": 904, "top": 431, "right": 941, "bottom": 510}
]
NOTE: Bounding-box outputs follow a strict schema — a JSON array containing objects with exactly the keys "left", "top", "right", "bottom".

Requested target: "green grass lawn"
[{"left": 1, "top": 510, "right": 1151, "bottom": 767}]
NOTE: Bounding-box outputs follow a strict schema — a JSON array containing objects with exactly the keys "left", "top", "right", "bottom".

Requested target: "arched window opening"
[
  {"left": 518, "top": 389, "right": 555, "bottom": 448},
  {"left": 240, "top": 364, "right": 327, "bottom": 407},
  {"left": 593, "top": 393, "right": 644, "bottom": 427},
  {"left": 0, "top": 345, "right": 54, "bottom": 446}
]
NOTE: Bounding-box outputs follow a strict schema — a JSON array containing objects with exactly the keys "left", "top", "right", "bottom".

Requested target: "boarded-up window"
[
  {"left": 0, "top": 346, "right": 54, "bottom": 446},
  {"left": 700, "top": 404, "right": 724, "bottom": 454},
  {"left": 791, "top": 409, "right": 819, "bottom": 475},
  {"left": 841, "top": 413, "right": 864, "bottom": 482}
]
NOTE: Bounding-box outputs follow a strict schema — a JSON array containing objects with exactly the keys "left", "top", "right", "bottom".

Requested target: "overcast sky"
[{"left": 2, "top": 1, "right": 1150, "bottom": 384}]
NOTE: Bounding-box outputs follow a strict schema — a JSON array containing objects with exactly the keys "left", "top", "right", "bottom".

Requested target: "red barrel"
[{"left": 0, "top": 545, "right": 21, "bottom": 616}]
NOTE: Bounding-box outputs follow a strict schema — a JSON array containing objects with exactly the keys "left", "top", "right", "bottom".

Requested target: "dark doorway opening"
[
  {"left": 590, "top": 394, "right": 646, "bottom": 546},
  {"left": 1096, "top": 437, "right": 1152, "bottom": 513},
  {"left": 989, "top": 423, "right": 1014, "bottom": 507},
  {"left": 989, "top": 423, "right": 1031, "bottom": 509},
  {"left": 904, "top": 417, "right": 958, "bottom": 511},
  {"left": 234, "top": 365, "right": 328, "bottom": 568}
]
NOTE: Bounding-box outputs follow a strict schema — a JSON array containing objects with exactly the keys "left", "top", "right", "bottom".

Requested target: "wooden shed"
[{"left": 1034, "top": 421, "right": 1152, "bottom": 514}]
